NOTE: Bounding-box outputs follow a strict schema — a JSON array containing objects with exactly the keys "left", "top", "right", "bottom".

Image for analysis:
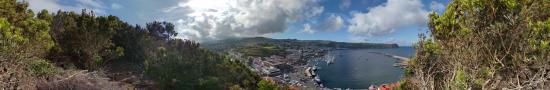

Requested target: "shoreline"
[
  {"left": 232, "top": 47, "right": 410, "bottom": 89},
  {"left": 315, "top": 51, "right": 409, "bottom": 89},
  {"left": 367, "top": 51, "right": 409, "bottom": 68}
]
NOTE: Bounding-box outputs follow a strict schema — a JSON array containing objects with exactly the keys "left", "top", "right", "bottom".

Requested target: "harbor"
[
  {"left": 227, "top": 45, "right": 414, "bottom": 89},
  {"left": 367, "top": 52, "right": 410, "bottom": 68},
  {"left": 315, "top": 47, "right": 414, "bottom": 89}
]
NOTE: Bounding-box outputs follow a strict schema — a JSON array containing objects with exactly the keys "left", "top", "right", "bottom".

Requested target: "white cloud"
[
  {"left": 26, "top": 0, "right": 107, "bottom": 14},
  {"left": 318, "top": 14, "right": 344, "bottom": 31},
  {"left": 347, "top": 0, "right": 428, "bottom": 36},
  {"left": 301, "top": 14, "right": 344, "bottom": 33},
  {"left": 26, "top": 0, "right": 63, "bottom": 12},
  {"left": 301, "top": 24, "right": 315, "bottom": 34},
  {"left": 339, "top": 0, "right": 351, "bottom": 10},
  {"left": 172, "top": 0, "right": 324, "bottom": 41}
]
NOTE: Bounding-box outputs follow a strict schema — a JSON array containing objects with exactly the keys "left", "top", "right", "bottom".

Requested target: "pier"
[{"left": 367, "top": 52, "right": 410, "bottom": 68}]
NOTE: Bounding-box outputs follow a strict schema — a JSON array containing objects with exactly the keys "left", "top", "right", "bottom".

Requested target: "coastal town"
[
  {"left": 227, "top": 45, "right": 331, "bottom": 89},
  {"left": 201, "top": 37, "right": 404, "bottom": 89},
  {"left": 224, "top": 43, "right": 407, "bottom": 90}
]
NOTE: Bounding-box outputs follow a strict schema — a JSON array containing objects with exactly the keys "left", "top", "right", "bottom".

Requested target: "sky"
[{"left": 25, "top": 0, "right": 449, "bottom": 46}]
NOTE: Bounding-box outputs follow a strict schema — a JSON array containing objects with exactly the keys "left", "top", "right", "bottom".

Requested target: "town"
[
  {"left": 203, "top": 37, "right": 400, "bottom": 89},
  {"left": 227, "top": 45, "right": 333, "bottom": 89}
]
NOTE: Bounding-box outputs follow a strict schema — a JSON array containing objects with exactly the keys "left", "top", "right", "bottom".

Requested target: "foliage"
[
  {"left": 257, "top": 80, "right": 281, "bottom": 90},
  {"left": 1, "top": 0, "right": 261, "bottom": 89},
  {"left": 238, "top": 44, "right": 286, "bottom": 57},
  {"left": 27, "top": 59, "right": 60, "bottom": 77},
  {"left": 405, "top": 0, "right": 550, "bottom": 89},
  {"left": 47, "top": 10, "right": 124, "bottom": 70},
  {"left": 1, "top": 0, "right": 55, "bottom": 89},
  {"left": 146, "top": 21, "right": 176, "bottom": 40},
  {"left": 144, "top": 40, "right": 259, "bottom": 89}
]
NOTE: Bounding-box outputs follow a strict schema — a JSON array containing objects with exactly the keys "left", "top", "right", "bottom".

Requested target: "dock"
[{"left": 367, "top": 52, "right": 410, "bottom": 68}]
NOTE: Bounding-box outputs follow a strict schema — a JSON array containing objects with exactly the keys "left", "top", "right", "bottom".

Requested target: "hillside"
[
  {"left": 402, "top": 0, "right": 550, "bottom": 89},
  {"left": 0, "top": 1, "right": 258, "bottom": 89},
  {"left": 202, "top": 37, "right": 399, "bottom": 52}
]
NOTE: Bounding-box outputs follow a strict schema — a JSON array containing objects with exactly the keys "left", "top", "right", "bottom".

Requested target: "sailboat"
[
  {"left": 326, "top": 55, "right": 335, "bottom": 65},
  {"left": 314, "top": 75, "right": 322, "bottom": 84}
]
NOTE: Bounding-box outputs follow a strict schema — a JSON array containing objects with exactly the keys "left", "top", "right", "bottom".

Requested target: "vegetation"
[
  {"left": 1, "top": 0, "right": 54, "bottom": 88},
  {"left": 238, "top": 44, "right": 286, "bottom": 57},
  {"left": 0, "top": 0, "right": 259, "bottom": 89},
  {"left": 27, "top": 59, "right": 60, "bottom": 77},
  {"left": 202, "top": 37, "right": 398, "bottom": 52},
  {"left": 257, "top": 80, "right": 283, "bottom": 90},
  {"left": 46, "top": 10, "right": 124, "bottom": 70},
  {"left": 144, "top": 40, "right": 259, "bottom": 89},
  {"left": 404, "top": 0, "right": 550, "bottom": 89}
]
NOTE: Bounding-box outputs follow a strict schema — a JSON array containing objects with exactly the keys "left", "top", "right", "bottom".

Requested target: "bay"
[{"left": 316, "top": 47, "right": 415, "bottom": 89}]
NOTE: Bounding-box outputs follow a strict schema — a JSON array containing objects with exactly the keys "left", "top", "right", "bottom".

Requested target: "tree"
[
  {"left": 144, "top": 39, "right": 258, "bottom": 89},
  {"left": 37, "top": 9, "right": 52, "bottom": 22},
  {"left": 257, "top": 80, "right": 280, "bottom": 90},
  {"left": 146, "top": 21, "right": 176, "bottom": 40},
  {"left": 405, "top": 0, "right": 550, "bottom": 89},
  {"left": 1, "top": 0, "right": 261, "bottom": 89},
  {"left": 0, "top": 0, "right": 55, "bottom": 89},
  {"left": 47, "top": 10, "right": 123, "bottom": 69}
]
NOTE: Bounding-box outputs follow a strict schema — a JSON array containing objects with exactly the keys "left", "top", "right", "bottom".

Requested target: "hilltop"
[{"left": 202, "top": 37, "right": 399, "bottom": 52}]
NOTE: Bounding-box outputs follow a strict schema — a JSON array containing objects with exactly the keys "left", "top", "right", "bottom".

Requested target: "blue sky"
[{"left": 26, "top": 0, "right": 449, "bottom": 46}]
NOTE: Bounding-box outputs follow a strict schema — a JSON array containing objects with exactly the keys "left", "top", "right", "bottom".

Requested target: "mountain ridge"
[{"left": 202, "top": 37, "right": 399, "bottom": 51}]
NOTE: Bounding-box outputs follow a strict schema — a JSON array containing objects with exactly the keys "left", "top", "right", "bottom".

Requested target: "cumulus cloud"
[
  {"left": 301, "top": 24, "right": 315, "bottom": 34},
  {"left": 347, "top": 0, "right": 429, "bottom": 36},
  {"left": 301, "top": 14, "right": 344, "bottom": 33},
  {"left": 26, "top": 0, "right": 107, "bottom": 14},
  {"left": 339, "top": 0, "right": 351, "bottom": 10},
  {"left": 172, "top": 0, "right": 324, "bottom": 41}
]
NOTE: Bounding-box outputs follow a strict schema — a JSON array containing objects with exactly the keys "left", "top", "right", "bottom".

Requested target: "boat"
[
  {"left": 326, "top": 55, "right": 335, "bottom": 65},
  {"left": 314, "top": 76, "right": 322, "bottom": 84}
]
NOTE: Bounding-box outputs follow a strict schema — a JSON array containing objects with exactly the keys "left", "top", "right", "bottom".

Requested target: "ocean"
[{"left": 315, "top": 46, "right": 415, "bottom": 89}]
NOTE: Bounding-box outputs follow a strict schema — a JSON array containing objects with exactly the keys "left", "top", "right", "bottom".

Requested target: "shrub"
[
  {"left": 36, "top": 70, "right": 133, "bottom": 90},
  {"left": 27, "top": 59, "right": 60, "bottom": 77},
  {"left": 406, "top": 0, "right": 550, "bottom": 89}
]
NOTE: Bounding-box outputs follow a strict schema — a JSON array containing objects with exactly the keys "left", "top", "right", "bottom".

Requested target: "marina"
[
  {"left": 315, "top": 47, "right": 414, "bottom": 89},
  {"left": 228, "top": 45, "right": 414, "bottom": 89}
]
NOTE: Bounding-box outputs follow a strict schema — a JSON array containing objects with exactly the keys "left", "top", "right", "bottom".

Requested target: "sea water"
[{"left": 316, "top": 47, "right": 415, "bottom": 89}]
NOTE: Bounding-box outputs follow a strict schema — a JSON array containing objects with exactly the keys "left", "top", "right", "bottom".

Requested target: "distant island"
[{"left": 202, "top": 37, "right": 399, "bottom": 51}]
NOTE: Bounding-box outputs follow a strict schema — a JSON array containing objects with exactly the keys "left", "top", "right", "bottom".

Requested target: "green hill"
[
  {"left": 0, "top": 1, "right": 258, "bottom": 89},
  {"left": 202, "top": 37, "right": 399, "bottom": 52}
]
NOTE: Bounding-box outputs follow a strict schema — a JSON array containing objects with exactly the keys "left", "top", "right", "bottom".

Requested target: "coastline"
[
  {"left": 314, "top": 49, "right": 411, "bottom": 89},
  {"left": 367, "top": 51, "right": 409, "bottom": 68},
  {"left": 226, "top": 44, "right": 408, "bottom": 89}
]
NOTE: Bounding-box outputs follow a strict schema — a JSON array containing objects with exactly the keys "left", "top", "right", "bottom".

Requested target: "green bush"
[
  {"left": 27, "top": 59, "right": 59, "bottom": 77},
  {"left": 406, "top": 0, "right": 550, "bottom": 89},
  {"left": 257, "top": 80, "right": 280, "bottom": 90},
  {"left": 453, "top": 69, "right": 468, "bottom": 90}
]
